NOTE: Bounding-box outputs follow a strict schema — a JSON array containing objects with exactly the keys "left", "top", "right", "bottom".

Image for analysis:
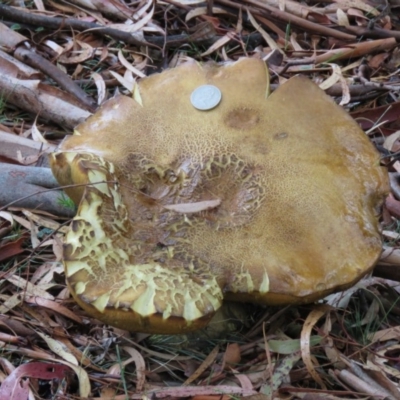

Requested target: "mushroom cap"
[{"left": 50, "top": 58, "right": 388, "bottom": 334}]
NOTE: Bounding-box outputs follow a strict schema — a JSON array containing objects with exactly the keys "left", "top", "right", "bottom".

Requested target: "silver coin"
[{"left": 190, "top": 85, "right": 222, "bottom": 111}]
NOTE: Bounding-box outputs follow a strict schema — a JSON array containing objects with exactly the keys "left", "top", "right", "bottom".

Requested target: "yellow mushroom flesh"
[{"left": 50, "top": 58, "right": 388, "bottom": 334}]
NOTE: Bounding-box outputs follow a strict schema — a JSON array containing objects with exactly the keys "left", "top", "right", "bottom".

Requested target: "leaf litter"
[{"left": 0, "top": 0, "right": 400, "bottom": 399}]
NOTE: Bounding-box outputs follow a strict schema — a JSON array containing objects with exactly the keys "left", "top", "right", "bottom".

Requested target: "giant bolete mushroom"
[{"left": 50, "top": 58, "right": 389, "bottom": 334}]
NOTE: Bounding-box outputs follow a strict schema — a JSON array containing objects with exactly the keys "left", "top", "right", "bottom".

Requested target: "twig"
[
  {"left": 0, "top": 4, "right": 155, "bottom": 48},
  {"left": 0, "top": 179, "right": 115, "bottom": 213},
  {"left": 346, "top": 25, "right": 400, "bottom": 42},
  {"left": 0, "top": 4, "right": 263, "bottom": 49},
  {"left": 0, "top": 73, "right": 91, "bottom": 128},
  {"left": 216, "top": 0, "right": 357, "bottom": 41},
  {"left": 14, "top": 46, "right": 97, "bottom": 112},
  {"left": 145, "top": 31, "right": 263, "bottom": 48},
  {"left": 269, "top": 83, "right": 388, "bottom": 98},
  {"left": 360, "top": 80, "right": 400, "bottom": 92},
  {"left": 279, "top": 58, "right": 316, "bottom": 74}
]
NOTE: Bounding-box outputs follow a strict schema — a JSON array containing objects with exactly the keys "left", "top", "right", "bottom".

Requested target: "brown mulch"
[{"left": 1, "top": 0, "right": 400, "bottom": 399}]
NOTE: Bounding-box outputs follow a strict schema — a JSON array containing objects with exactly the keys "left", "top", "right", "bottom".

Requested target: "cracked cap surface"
[{"left": 50, "top": 58, "right": 389, "bottom": 334}]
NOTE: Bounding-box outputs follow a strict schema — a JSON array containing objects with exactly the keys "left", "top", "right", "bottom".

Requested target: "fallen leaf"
[{"left": 0, "top": 362, "right": 71, "bottom": 400}]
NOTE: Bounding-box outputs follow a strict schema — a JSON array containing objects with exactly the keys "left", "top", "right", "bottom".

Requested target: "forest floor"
[{"left": 1, "top": 1, "right": 400, "bottom": 399}]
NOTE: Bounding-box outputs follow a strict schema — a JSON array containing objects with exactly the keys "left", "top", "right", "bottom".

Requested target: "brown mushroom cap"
[{"left": 50, "top": 58, "right": 388, "bottom": 334}]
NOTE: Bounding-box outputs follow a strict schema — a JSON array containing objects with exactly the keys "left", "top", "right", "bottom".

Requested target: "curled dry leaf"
[
  {"left": 186, "top": 7, "right": 229, "bottom": 22},
  {"left": 223, "top": 343, "right": 241, "bottom": 367},
  {"left": 183, "top": 345, "right": 219, "bottom": 385},
  {"left": 25, "top": 297, "right": 83, "bottom": 324},
  {"left": 0, "top": 362, "right": 71, "bottom": 400},
  {"left": 67, "top": 0, "right": 134, "bottom": 19},
  {"left": 300, "top": 306, "right": 331, "bottom": 389},
  {"left": 28, "top": 215, "right": 40, "bottom": 248},
  {"left": 33, "top": 0, "right": 45, "bottom": 11},
  {"left": 91, "top": 72, "right": 106, "bottom": 105},
  {"left": 247, "top": 10, "right": 283, "bottom": 54},
  {"left": 30, "top": 261, "right": 60, "bottom": 284},
  {"left": 109, "top": 70, "right": 134, "bottom": 92},
  {"left": 173, "top": 0, "right": 206, "bottom": 4},
  {"left": 317, "top": 63, "right": 351, "bottom": 106},
  {"left": 118, "top": 50, "right": 146, "bottom": 78},
  {"left": 290, "top": 33, "right": 303, "bottom": 51},
  {"left": 128, "top": 4, "right": 155, "bottom": 33},
  {"left": 0, "top": 293, "right": 27, "bottom": 315},
  {"left": 21, "top": 210, "right": 69, "bottom": 234},
  {"left": 373, "top": 345, "right": 400, "bottom": 379},
  {"left": 201, "top": 33, "right": 234, "bottom": 56},
  {"left": 319, "top": 63, "right": 344, "bottom": 90},
  {"left": 0, "top": 211, "right": 14, "bottom": 225},
  {"left": 380, "top": 246, "right": 400, "bottom": 266},
  {"left": 37, "top": 332, "right": 78, "bottom": 366},
  {"left": 332, "top": 0, "right": 380, "bottom": 16},
  {"left": 164, "top": 199, "right": 221, "bottom": 213},
  {"left": 0, "top": 234, "right": 27, "bottom": 263},
  {"left": 336, "top": 8, "right": 350, "bottom": 27},
  {"left": 121, "top": 346, "right": 146, "bottom": 391},
  {"left": 231, "top": 370, "right": 254, "bottom": 392},
  {"left": 322, "top": 336, "right": 344, "bottom": 368},
  {"left": 383, "top": 130, "right": 400, "bottom": 152},
  {"left": 6, "top": 274, "right": 54, "bottom": 300},
  {"left": 369, "top": 325, "right": 400, "bottom": 343},
  {"left": 36, "top": 333, "right": 91, "bottom": 397},
  {"left": 43, "top": 39, "right": 64, "bottom": 56},
  {"left": 58, "top": 40, "right": 94, "bottom": 65},
  {"left": 53, "top": 236, "right": 64, "bottom": 262}
]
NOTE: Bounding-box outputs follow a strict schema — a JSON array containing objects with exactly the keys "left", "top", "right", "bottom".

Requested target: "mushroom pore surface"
[{"left": 50, "top": 58, "right": 389, "bottom": 334}]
